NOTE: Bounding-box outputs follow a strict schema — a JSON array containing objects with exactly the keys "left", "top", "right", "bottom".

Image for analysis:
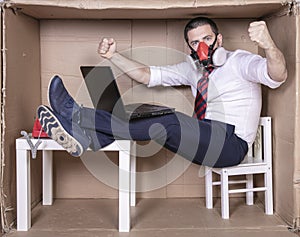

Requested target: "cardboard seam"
[
  {"left": 0, "top": 4, "right": 3, "bottom": 234},
  {"left": 5, "top": 0, "right": 286, "bottom": 10},
  {"left": 284, "top": 0, "right": 300, "bottom": 16},
  {"left": 288, "top": 217, "right": 300, "bottom": 232},
  {"left": 0, "top": 5, "right": 11, "bottom": 234},
  {"left": 293, "top": 12, "right": 300, "bottom": 232},
  {"left": 260, "top": 2, "right": 296, "bottom": 20}
]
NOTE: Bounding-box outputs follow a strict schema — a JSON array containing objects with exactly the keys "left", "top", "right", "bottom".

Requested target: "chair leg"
[
  {"left": 265, "top": 168, "right": 273, "bottom": 215},
  {"left": 221, "top": 169, "right": 229, "bottom": 219},
  {"left": 246, "top": 174, "right": 254, "bottom": 205},
  {"left": 205, "top": 167, "right": 213, "bottom": 209}
]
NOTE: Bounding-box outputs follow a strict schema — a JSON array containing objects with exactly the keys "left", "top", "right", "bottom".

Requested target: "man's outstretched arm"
[{"left": 98, "top": 38, "right": 150, "bottom": 85}]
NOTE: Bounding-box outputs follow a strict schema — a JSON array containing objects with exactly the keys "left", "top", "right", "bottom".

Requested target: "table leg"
[
  {"left": 16, "top": 149, "right": 31, "bottom": 231},
  {"left": 43, "top": 150, "right": 53, "bottom": 205},
  {"left": 119, "top": 150, "right": 130, "bottom": 232},
  {"left": 130, "top": 142, "right": 136, "bottom": 207}
]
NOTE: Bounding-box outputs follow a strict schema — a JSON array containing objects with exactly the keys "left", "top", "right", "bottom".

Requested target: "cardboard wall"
[
  {"left": 261, "top": 14, "right": 297, "bottom": 225},
  {"left": 3, "top": 0, "right": 297, "bottom": 230},
  {"left": 40, "top": 18, "right": 257, "bottom": 199},
  {"left": 3, "top": 9, "right": 41, "bottom": 227}
]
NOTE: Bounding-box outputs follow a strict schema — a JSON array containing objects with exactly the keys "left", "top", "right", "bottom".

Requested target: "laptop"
[{"left": 80, "top": 66, "right": 175, "bottom": 120}]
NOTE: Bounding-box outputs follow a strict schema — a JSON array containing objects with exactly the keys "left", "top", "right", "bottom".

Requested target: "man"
[{"left": 37, "top": 17, "right": 287, "bottom": 168}]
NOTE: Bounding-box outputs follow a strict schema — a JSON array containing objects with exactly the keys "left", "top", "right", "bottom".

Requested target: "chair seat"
[
  {"left": 211, "top": 156, "right": 269, "bottom": 174},
  {"left": 238, "top": 156, "right": 266, "bottom": 166}
]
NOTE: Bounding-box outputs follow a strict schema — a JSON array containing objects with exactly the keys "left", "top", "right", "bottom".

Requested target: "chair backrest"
[{"left": 246, "top": 117, "right": 272, "bottom": 165}]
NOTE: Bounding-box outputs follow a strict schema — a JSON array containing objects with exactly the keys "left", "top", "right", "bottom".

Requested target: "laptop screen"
[{"left": 80, "top": 66, "right": 127, "bottom": 118}]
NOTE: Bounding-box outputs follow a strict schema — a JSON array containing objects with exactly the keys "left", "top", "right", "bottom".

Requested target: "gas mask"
[{"left": 186, "top": 34, "right": 228, "bottom": 71}]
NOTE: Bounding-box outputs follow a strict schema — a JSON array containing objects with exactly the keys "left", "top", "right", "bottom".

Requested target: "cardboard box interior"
[{"left": 1, "top": 0, "right": 299, "bottom": 232}]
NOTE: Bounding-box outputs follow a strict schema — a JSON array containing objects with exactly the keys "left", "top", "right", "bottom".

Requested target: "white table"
[{"left": 16, "top": 138, "right": 136, "bottom": 232}]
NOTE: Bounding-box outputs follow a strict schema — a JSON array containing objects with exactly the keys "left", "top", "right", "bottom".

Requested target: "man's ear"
[{"left": 217, "top": 33, "right": 223, "bottom": 47}]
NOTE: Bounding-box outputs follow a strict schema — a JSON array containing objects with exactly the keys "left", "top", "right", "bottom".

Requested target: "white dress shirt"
[{"left": 148, "top": 49, "right": 284, "bottom": 146}]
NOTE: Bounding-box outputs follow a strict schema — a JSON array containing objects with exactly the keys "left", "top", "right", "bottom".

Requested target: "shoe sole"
[{"left": 37, "top": 105, "right": 83, "bottom": 157}]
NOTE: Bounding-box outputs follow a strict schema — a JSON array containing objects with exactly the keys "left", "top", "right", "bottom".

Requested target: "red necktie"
[{"left": 194, "top": 68, "right": 213, "bottom": 120}]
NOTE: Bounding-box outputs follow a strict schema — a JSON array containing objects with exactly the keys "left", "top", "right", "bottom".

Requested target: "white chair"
[{"left": 205, "top": 117, "right": 273, "bottom": 219}]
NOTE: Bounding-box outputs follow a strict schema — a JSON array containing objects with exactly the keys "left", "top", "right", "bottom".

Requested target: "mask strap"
[
  {"left": 204, "top": 33, "right": 219, "bottom": 70},
  {"left": 208, "top": 33, "right": 219, "bottom": 54},
  {"left": 187, "top": 43, "right": 198, "bottom": 60}
]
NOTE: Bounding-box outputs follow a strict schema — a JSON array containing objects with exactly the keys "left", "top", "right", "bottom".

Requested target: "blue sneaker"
[
  {"left": 48, "top": 75, "right": 80, "bottom": 122},
  {"left": 37, "top": 105, "right": 90, "bottom": 157}
]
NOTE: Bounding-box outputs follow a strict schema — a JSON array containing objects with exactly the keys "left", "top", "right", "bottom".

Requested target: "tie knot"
[{"left": 203, "top": 67, "right": 214, "bottom": 77}]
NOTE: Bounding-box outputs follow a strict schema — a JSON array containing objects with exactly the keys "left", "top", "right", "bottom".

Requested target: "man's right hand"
[{"left": 98, "top": 38, "right": 116, "bottom": 59}]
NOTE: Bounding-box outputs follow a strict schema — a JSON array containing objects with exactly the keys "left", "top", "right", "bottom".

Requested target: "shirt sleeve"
[
  {"left": 148, "top": 62, "right": 195, "bottom": 88},
  {"left": 235, "top": 50, "right": 285, "bottom": 89}
]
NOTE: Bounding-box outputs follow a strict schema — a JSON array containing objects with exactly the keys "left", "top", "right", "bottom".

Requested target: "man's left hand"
[{"left": 248, "top": 21, "right": 275, "bottom": 50}]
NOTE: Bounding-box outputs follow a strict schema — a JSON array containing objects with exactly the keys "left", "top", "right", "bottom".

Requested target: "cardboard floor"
[{"left": 4, "top": 198, "right": 299, "bottom": 237}]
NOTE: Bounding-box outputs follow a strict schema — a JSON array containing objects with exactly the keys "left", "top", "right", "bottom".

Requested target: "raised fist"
[
  {"left": 248, "top": 21, "right": 275, "bottom": 50},
  {"left": 98, "top": 38, "right": 116, "bottom": 59}
]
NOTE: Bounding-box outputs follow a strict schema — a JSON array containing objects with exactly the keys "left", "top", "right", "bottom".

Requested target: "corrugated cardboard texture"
[
  {"left": 40, "top": 18, "right": 256, "bottom": 199},
  {"left": 2, "top": 9, "right": 41, "bottom": 228}
]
